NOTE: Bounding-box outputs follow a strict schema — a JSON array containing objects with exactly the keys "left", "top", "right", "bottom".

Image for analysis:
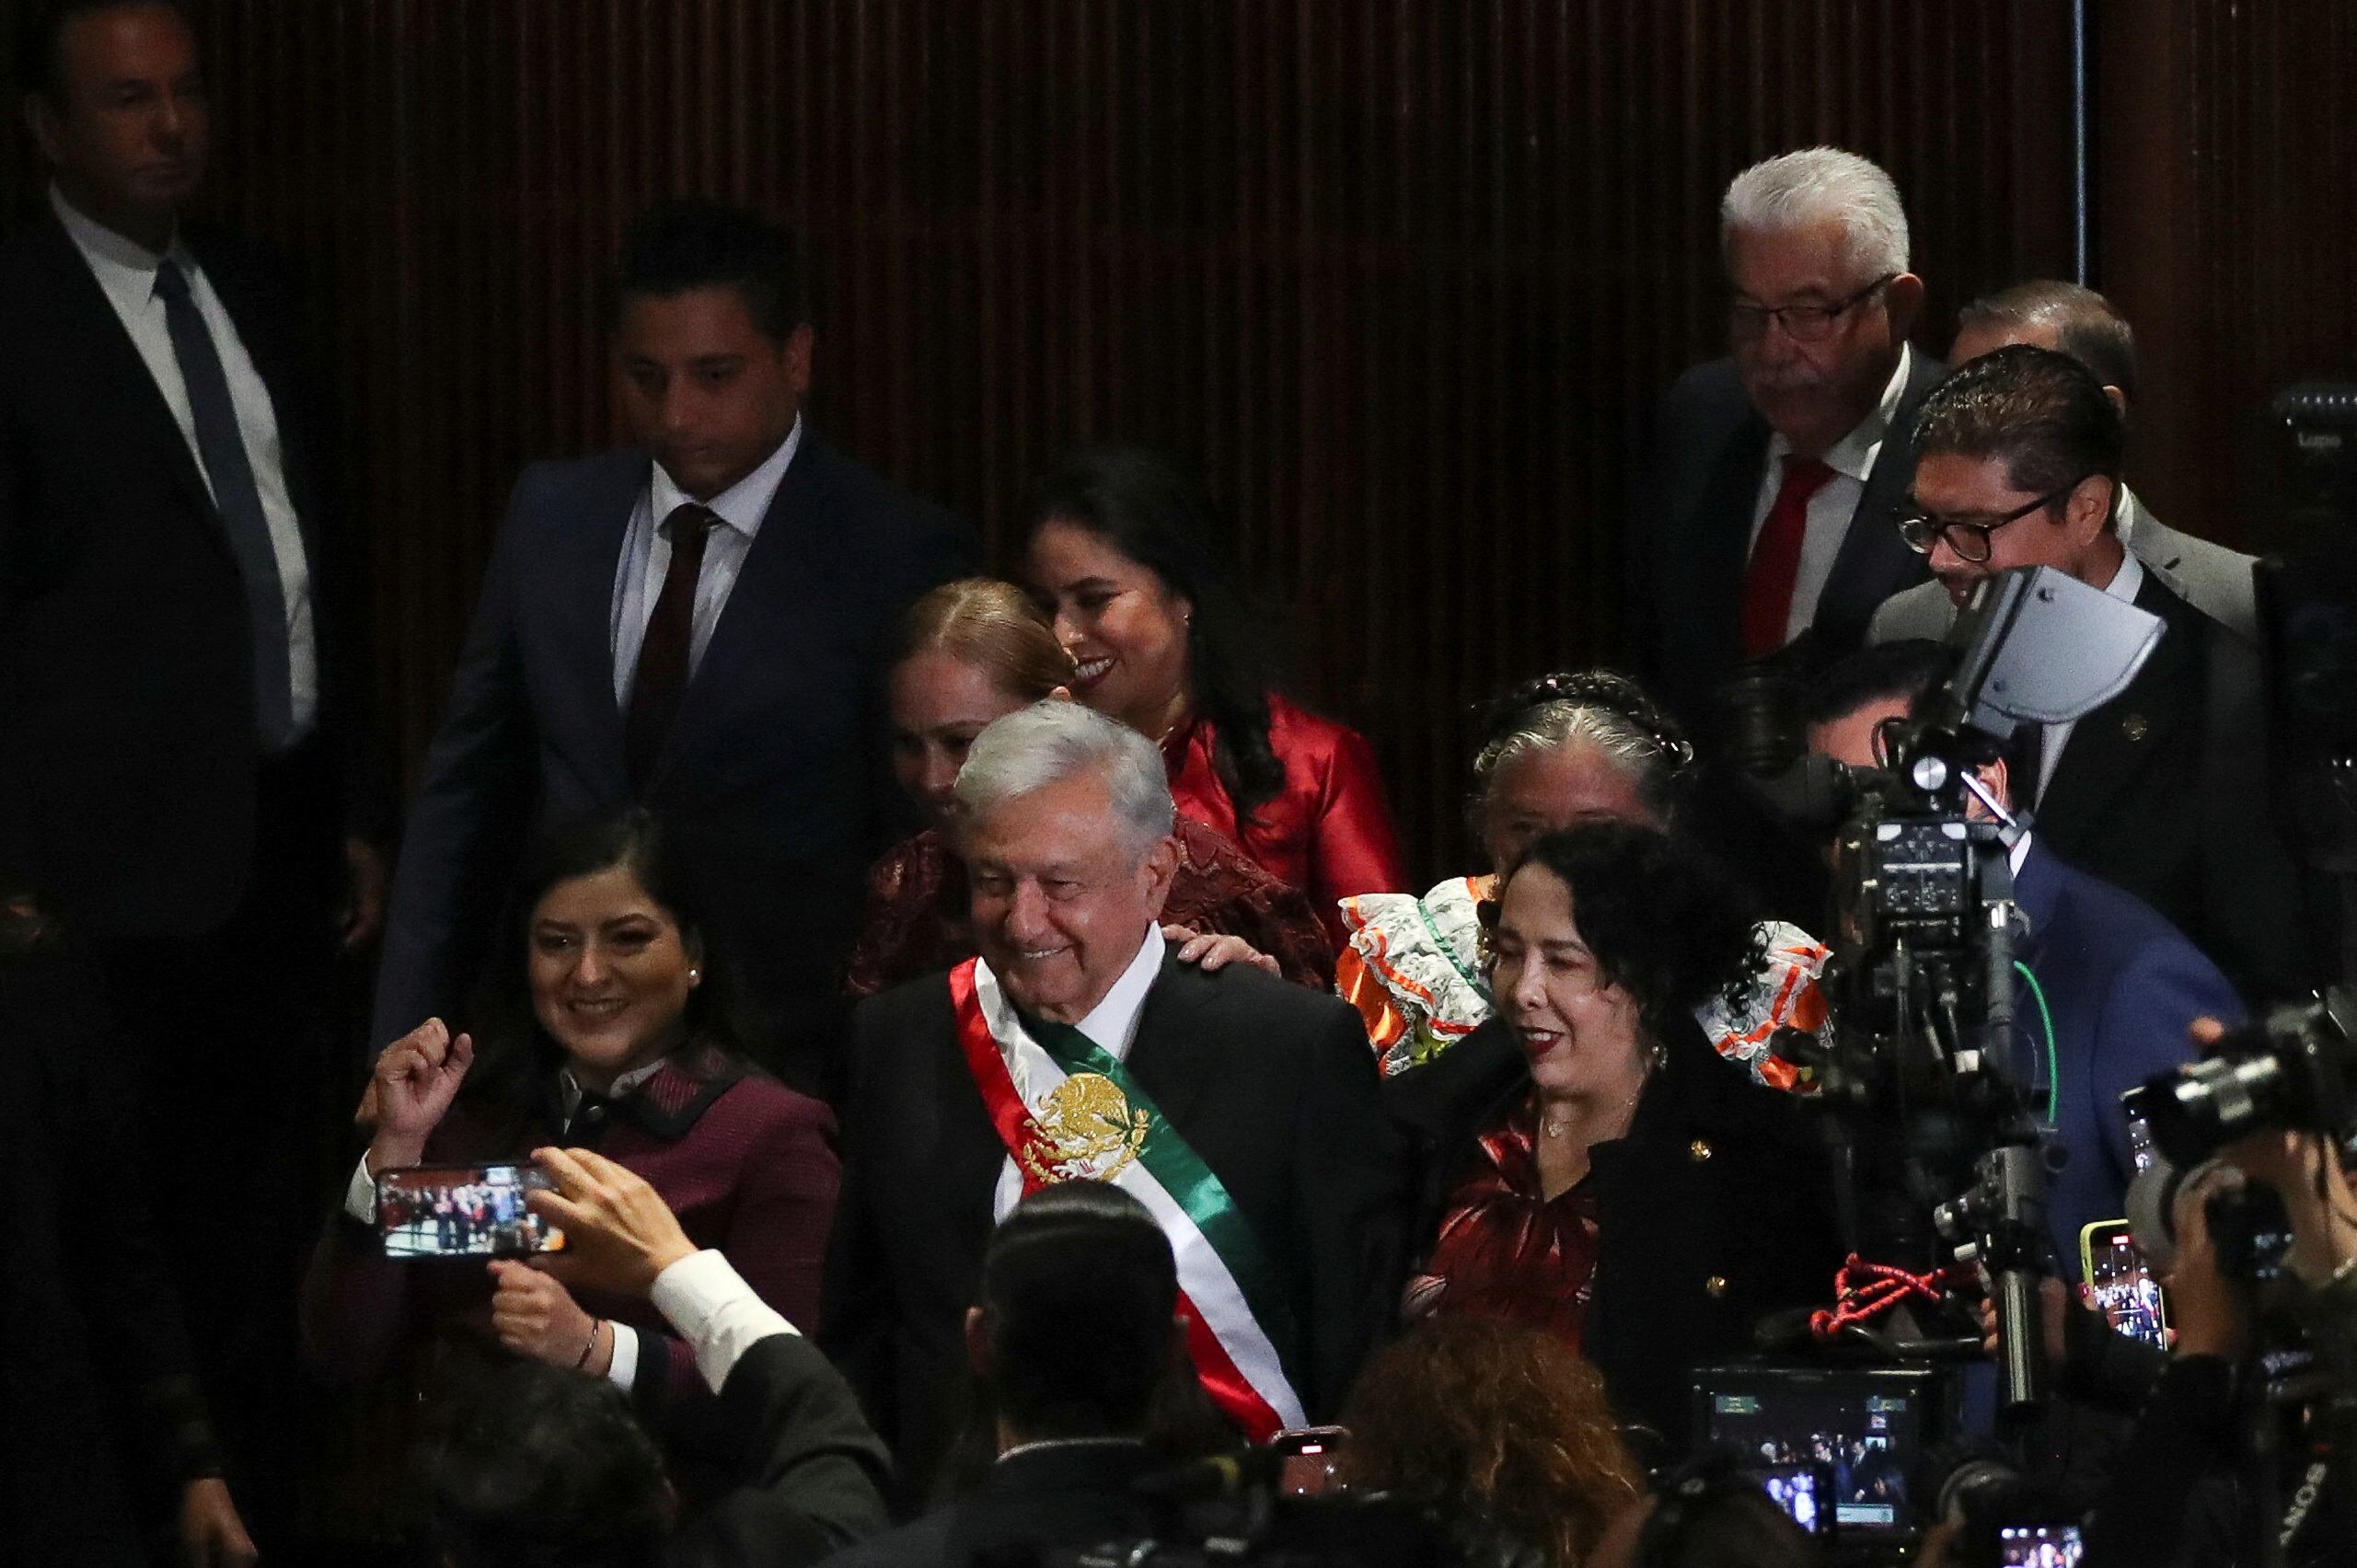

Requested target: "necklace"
[{"left": 1540, "top": 1075, "right": 1646, "bottom": 1139}]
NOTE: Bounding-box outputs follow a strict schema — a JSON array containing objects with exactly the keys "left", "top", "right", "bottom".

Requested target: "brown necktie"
[{"left": 624, "top": 502, "right": 719, "bottom": 789}]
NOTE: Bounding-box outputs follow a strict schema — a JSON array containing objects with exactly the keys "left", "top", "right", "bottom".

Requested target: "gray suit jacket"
[{"left": 1866, "top": 486, "right": 2259, "bottom": 644}]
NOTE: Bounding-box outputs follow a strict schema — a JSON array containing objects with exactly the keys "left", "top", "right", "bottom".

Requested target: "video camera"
[{"left": 1748, "top": 567, "right": 2165, "bottom": 1419}]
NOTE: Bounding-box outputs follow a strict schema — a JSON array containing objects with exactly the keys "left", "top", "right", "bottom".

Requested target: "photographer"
[
  {"left": 490, "top": 1145, "right": 893, "bottom": 1567},
  {"left": 2082, "top": 1025, "right": 2357, "bottom": 1567}
]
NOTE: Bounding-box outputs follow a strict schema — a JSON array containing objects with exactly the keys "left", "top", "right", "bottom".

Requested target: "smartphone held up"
[{"left": 377, "top": 1162, "right": 564, "bottom": 1259}]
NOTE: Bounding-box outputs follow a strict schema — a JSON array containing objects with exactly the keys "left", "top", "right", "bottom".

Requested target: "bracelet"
[{"left": 572, "top": 1319, "right": 602, "bottom": 1371}]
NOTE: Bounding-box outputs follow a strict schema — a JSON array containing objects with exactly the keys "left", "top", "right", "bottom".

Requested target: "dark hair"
[
  {"left": 1022, "top": 446, "right": 1288, "bottom": 819},
  {"left": 1470, "top": 670, "right": 1697, "bottom": 835},
  {"left": 16, "top": 0, "right": 194, "bottom": 101},
  {"left": 981, "top": 1182, "right": 1178, "bottom": 1440},
  {"left": 1630, "top": 1448, "right": 1825, "bottom": 1568},
  {"left": 459, "top": 809, "right": 765, "bottom": 1129},
  {"left": 612, "top": 199, "right": 809, "bottom": 344},
  {"left": 1799, "top": 640, "right": 1955, "bottom": 732},
  {"left": 1910, "top": 345, "right": 2125, "bottom": 516},
  {"left": 1958, "top": 280, "right": 2137, "bottom": 403},
  {"left": 1339, "top": 1317, "right": 1645, "bottom": 1568},
  {"left": 1492, "top": 824, "right": 1763, "bottom": 1043},
  {"left": 420, "top": 1359, "right": 669, "bottom": 1568}
]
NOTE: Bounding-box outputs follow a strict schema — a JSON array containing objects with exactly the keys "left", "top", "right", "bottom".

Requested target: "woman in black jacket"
[{"left": 1385, "top": 824, "right": 1841, "bottom": 1459}]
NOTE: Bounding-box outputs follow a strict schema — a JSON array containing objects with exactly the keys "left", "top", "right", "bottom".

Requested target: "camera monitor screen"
[
  {"left": 1695, "top": 1365, "right": 1947, "bottom": 1537},
  {"left": 1747, "top": 1463, "right": 1831, "bottom": 1537},
  {"left": 377, "top": 1163, "right": 564, "bottom": 1258},
  {"left": 1998, "top": 1524, "right": 2084, "bottom": 1566}
]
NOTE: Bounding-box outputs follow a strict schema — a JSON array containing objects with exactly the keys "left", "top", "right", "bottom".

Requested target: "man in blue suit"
[
  {"left": 374, "top": 201, "right": 975, "bottom": 1092},
  {"left": 1803, "top": 640, "right": 2242, "bottom": 1275}
]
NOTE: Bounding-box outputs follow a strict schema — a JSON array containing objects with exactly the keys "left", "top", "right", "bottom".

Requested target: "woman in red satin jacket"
[{"left": 1019, "top": 445, "right": 1407, "bottom": 942}]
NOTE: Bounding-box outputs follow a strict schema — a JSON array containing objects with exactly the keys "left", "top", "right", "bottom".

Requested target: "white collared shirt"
[
  {"left": 989, "top": 926, "right": 1168, "bottom": 1222},
  {"left": 1750, "top": 343, "right": 1915, "bottom": 646},
  {"left": 52, "top": 185, "right": 318, "bottom": 736},
  {"left": 2028, "top": 550, "right": 2145, "bottom": 806},
  {"left": 608, "top": 420, "right": 801, "bottom": 704}
]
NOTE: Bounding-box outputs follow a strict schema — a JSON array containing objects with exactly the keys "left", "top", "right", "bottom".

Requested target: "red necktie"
[
  {"left": 1740, "top": 455, "right": 1837, "bottom": 658},
  {"left": 624, "top": 502, "right": 719, "bottom": 789}
]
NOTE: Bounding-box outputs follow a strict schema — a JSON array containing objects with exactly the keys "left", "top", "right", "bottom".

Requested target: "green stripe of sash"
[{"left": 1021, "top": 1012, "right": 1298, "bottom": 1355}]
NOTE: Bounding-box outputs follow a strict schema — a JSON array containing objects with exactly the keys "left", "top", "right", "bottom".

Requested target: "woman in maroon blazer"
[{"left": 302, "top": 810, "right": 837, "bottom": 1474}]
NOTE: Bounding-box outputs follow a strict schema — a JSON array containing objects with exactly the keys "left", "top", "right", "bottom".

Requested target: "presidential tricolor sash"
[{"left": 949, "top": 956, "right": 1306, "bottom": 1439}]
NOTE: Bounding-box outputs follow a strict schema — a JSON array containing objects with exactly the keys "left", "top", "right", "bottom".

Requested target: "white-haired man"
[
  {"left": 821, "top": 701, "right": 1405, "bottom": 1505},
  {"left": 1629, "top": 146, "right": 1945, "bottom": 721}
]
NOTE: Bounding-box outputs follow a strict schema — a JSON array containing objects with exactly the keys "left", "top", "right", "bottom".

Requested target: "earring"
[{"left": 687, "top": 967, "right": 701, "bottom": 984}]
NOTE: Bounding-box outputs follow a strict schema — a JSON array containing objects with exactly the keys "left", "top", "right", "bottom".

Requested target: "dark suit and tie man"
[
  {"left": 1869, "top": 281, "right": 2259, "bottom": 643},
  {"left": 824, "top": 701, "right": 1406, "bottom": 1504},
  {"left": 1883, "top": 346, "right": 2318, "bottom": 1004},
  {"left": 372, "top": 201, "right": 974, "bottom": 1092},
  {"left": 1802, "top": 640, "right": 2234, "bottom": 1273},
  {"left": 1, "top": 4, "right": 386, "bottom": 1556},
  {"left": 1628, "top": 146, "right": 1943, "bottom": 724}
]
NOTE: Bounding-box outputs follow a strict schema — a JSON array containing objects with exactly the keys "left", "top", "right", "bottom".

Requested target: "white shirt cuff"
[
  {"left": 605, "top": 1322, "right": 641, "bottom": 1390},
  {"left": 344, "top": 1152, "right": 377, "bottom": 1225},
  {"left": 648, "top": 1249, "right": 797, "bottom": 1395}
]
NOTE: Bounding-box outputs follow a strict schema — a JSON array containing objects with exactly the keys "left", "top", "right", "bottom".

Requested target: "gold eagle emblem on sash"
[{"left": 1020, "top": 1072, "right": 1151, "bottom": 1184}]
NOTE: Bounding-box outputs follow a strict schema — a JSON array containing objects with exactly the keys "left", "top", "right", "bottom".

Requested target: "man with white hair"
[
  {"left": 821, "top": 700, "right": 1405, "bottom": 1505},
  {"left": 1629, "top": 146, "right": 1946, "bottom": 721}
]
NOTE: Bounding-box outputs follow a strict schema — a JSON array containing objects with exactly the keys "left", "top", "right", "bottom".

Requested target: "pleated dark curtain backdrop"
[
  {"left": 0, "top": 1, "right": 2081, "bottom": 878},
  {"left": 2097, "top": 0, "right": 2357, "bottom": 557}
]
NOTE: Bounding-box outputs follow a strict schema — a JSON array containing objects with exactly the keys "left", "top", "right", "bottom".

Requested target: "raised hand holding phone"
[
  {"left": 525, "top": 1146, "right": 698, "bottom": 1297},
  {"left": 364, "top": 1019, "right": 475, "bottom": 1170}
]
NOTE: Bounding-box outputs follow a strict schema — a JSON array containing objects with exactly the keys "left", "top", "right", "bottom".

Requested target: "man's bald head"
[{"left": 1951, "top": 281, "right": 2136, "bottom": 411}]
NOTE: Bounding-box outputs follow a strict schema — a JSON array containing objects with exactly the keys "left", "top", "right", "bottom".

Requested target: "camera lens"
[{"left": 2143, "top": 1051, "right": 2288, "bottom": 1168}]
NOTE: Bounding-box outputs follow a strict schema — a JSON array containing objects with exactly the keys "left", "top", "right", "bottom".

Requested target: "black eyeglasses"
[
  {"left": 1895, "top": 478, "right": 2088, "bottom": 563},
  {"left": 1727, "top": 274, "right": 1896, "bottom": 343}
]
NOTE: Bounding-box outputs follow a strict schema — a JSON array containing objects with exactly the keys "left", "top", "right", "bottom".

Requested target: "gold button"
[
  {"left": 1705, "top": 1274, "right": 1729, "bottom": 1298},
  {"left": 1689, "top": 1138, "right": 1713, "bottom": 1162}
]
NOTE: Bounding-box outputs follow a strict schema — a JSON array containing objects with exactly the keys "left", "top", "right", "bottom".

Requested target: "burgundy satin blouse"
[
  {"left": 1410, "top": 1089, "right": 1603, "bottom": 1352},
  {"left": 1161, "top": 692, "right": 1407, "bottom": 945}
]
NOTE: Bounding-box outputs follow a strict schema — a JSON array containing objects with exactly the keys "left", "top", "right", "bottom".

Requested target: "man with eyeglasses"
[
  {"left": 1627, "top": 146, "right": 1945, "bottom": 726},
  {"left": 1884, "top": 345, "right": 2319, "bottom": 1006},
  {"left": 1868, "top": 281, "right": 2259, "bottom": 643}
]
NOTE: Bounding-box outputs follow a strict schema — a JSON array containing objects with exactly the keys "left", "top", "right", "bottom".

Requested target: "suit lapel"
[
  {"left": 1693, "top": 413, "right": 1772, "bottom": 666},
  {"left": 33, "top": 216, "right": 218, "bottom": 528},
  {"left": 2034, "top": 576, "right": 2197, "bottom": 846},
  {"left": 559, "top": 461, "right": 644, "bottom": 790},
  {"left": 1123, "top": 955, "right": 1215, "bottom": 1139},
  {"left": 1817, "top": 352, "right": 1944, "bottom": 646}
]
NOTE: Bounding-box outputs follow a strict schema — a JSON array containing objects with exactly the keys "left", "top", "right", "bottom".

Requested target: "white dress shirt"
[
  {"left": 989, "top": 926, "right": 1168, "bottom": 1222},
  {"left": 53, "top": 185, "right": 318, "bottom": 736},
  {"left": 1750, "top": 343, "right": 1915, "bottom": 645},
  {"left": 608, "top": 420, "right": 801, "bottom": 704},
  {"left": 650, "top": 1249, "right": 799, "bottom": 1394},
  {"left": 2028, "top": 551, "right": 2145, "bottom": 806}
]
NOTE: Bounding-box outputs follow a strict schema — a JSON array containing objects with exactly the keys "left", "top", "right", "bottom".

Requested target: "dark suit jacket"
[
  {"left": 1388, "top": 1017, "right": 1842, "bottom": 1459},
  {"left": 2009, "top": 840, "right": 2241, "bottom": 1269},
  {"left": 0, "top": 212, "right": 371, "bottom": 938},
  {"left": 668, "top": 1333, "right": 894, "bottom": 1568},
  {"left": 371, "top": 436, "right": 974, "bottom": 1088},
  {"left": 3, "top": 941, "right": 220, "bottom": 1566},
  {"left": 1628, "top": 351, "right": 1946, "bottom": 725},
  {"left": 813, "top": 1440, "right": 1164, "bottom": 1568},
  {"left": 822, "top": 952, "right": 1407, "bottom": 1504},
  {"left": 2033, "top": 571, "right": 2319, "bottom": 1005}
]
